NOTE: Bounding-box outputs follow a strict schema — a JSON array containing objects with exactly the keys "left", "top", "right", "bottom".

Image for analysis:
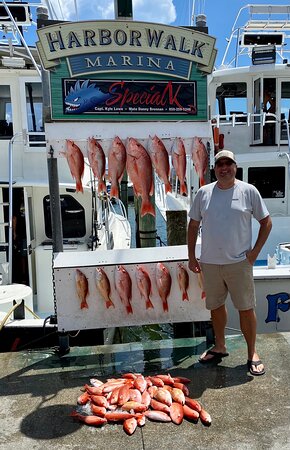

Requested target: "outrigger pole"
[{"left": 37, "top": 6, "right": 69, "bottom": 356}]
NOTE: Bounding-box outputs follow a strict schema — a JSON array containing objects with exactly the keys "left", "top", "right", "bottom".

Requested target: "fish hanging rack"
[{"left": 47, "top": 136, "right": 212, "bottom": 159}]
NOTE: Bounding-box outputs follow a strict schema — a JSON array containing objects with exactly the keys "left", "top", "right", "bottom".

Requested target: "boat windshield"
[
  {"left": 0, "top": 85, "right": 13, "bottom": 139},
  {"left": 43, "top": 194, "right": 86, "bottom": 239}
]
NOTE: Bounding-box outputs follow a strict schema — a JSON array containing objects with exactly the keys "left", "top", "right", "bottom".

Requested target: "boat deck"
[{"left": 0, "top": 332, "right": 290, "bottom": 450}]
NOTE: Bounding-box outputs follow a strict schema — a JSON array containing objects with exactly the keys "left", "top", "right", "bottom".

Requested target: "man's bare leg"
[
  {"left": 239, "top": 309, "right": 264, "bottom": 374},
  {"left": 199, "top": 304, "right": 228, "bottom": 361}
]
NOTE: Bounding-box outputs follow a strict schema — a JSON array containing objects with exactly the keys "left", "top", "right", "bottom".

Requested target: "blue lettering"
[
  {"left": 114, "top": 29, "right": 127, "bottom": 45},
  {"left": 83, "top": 30, "right": 96, "bottom": 47},
  {"left": 146, "top": 29, "right": 164, "bottom": 48},
  {"left": 191, "top": 40, "right": 205, "bottom": 58},
  {"left": 68, "top": 31, "right": 81, "bottom": 48},
  {"left": 99, "top": 29, "right": 112, "bottom": 46},
  {"left": 164, "top": 34, "right": 177, "bottom": 51},
  {"left": 46, "top": 31, "right": 65, "bottom": 52},
  {"left": 130, "top": 30, "right": 142, "bottom": 47},
  {"left": 179, "top": 36, "right": 190, "bottom": 54},
  {"left": 265, "top": 292, "right": 290, "bottom": 323}
]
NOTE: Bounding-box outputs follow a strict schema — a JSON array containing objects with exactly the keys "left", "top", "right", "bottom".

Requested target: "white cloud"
[
  {"left": 47, "top": 0, "right": 176, "bottom": 24},
  {"left": 132, "top": 0, "right": 176, "bottom": 24}
]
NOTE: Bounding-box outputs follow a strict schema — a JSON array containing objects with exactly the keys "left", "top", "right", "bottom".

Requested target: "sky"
[{"left": 27, "top": 0, "right": 290, "bottom": 66}]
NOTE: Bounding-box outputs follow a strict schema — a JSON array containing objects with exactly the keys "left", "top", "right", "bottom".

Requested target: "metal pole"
[
  {"left": 47, "top": 147, "right": 63, "bottom": 253},
  {"left": 8, "top": 140, "right": 13, "bottom": 285},
  {"left": 47, "top": 148, "right": 70, "bottom": 355},
  {"left": 37, "top": 6, "right": 69, "bottom": 355},
  {"left": 36, "top": 6, "right": 51, "bottom": 123}
]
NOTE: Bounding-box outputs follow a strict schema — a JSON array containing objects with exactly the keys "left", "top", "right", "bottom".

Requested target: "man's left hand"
[{"left": 246, "top": 250, "right": 258, "bottom": 266}]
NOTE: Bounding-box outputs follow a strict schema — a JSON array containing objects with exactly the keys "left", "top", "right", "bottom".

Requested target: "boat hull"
[{"left": 227, "top": 265, "right": 290, "bottom": 334}]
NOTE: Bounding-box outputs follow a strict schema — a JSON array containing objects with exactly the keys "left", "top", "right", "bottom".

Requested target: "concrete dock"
[{"left": 0, "top": 332, "right": 290, "bottom": 450}]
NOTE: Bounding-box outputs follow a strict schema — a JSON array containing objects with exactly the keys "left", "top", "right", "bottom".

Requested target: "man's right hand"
[{"left": 188, "top": 257, "right": 201, "bottom": 273}]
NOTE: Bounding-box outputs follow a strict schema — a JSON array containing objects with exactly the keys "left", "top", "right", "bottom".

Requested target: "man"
[{"left": 188, "top": 150, "right": 272, "bottom": 376}]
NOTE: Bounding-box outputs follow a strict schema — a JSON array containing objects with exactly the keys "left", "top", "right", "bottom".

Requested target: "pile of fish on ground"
[{"left": 71, "top": 372, "right": 211, "bottom": 435}]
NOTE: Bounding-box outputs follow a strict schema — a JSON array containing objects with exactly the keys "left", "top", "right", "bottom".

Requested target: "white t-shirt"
[{"left": 188, "top": 180, "right": 269, "bottom": 264}]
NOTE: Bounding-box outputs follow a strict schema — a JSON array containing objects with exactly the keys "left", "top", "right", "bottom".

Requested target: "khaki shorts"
[{"left": 200, "top": 259, "right": 256, "bottom": 311}]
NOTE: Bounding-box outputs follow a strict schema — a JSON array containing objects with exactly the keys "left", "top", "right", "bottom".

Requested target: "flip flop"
[
  {"left": 199, "top": 349, "right": 229, "bottom": 364},
  {"left": 247, "top": 359, "right": 265, "bottom": 376}
]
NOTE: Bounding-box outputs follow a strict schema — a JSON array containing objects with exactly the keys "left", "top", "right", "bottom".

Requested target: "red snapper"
[
  {"left": 88, "top": 137, "right": 106, "bottom": 193},
  {"left": 126, "top": 137, "right": 155, "bottom": 217},
  {"left": 65, "top": 140, "right": 84, "bottom": 193}
]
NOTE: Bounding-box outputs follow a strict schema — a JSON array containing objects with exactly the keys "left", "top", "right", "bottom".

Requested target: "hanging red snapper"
[
  {"left": 88, "top": 137, "right": 106, "bottom": 193},
  {"left": 155, "top": 263, "right": 172, "bottom": 312},
  {"left": 148, "top": 135, "right": 171, "bottom": 194},
  {"left": 114, "top": 265, "right": 133, "bottom": 314},
  {"left": 95, "top": 267, "right": 115, "bottom": 309},
  {"left": 172, "top": 137, "right": 187, "bottom": 195},
  {"left": 108, "top": 136, "right": 126, "bottom": 198},
  {"left": 191, "top": 137, "right": 208, "bottom": 187},
  {"left": 126, "top": 137, "right": 155, "bottom": 217},
  {"left": 75, "top": 269, "right": 89, "bottom": 309},
  {"left": 176, "top": 263, "right": 189, "bottom": 301},
  {"left": 65, "top": 140, "right": 84, "bottom": 193},
  {"left": 135, "top": 265, "right": 154, "bottom": 310}
]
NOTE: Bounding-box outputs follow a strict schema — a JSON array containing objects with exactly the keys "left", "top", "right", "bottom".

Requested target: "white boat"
[
  {"left": 156, "top": 4, "right": 290, "bottom": 261},
  {"left": 0, "top": 1, "right": 131, "bottom": 350},
  {"left": 2, "top": 1, "right": 288, "bottom": 348},
  {"left": 208, "top": 3, "right": 290, "bottom": 333},
  {"left": 154, "top": 3, "right": 290, "bottom": 333},
  {"left": 208, "top": 3, "right": 290, "bottom": 262}
]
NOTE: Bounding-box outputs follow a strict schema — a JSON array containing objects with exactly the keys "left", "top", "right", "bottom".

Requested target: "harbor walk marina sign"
[{"left": 37, "top": 20, "right": 217, "bottom": 121}]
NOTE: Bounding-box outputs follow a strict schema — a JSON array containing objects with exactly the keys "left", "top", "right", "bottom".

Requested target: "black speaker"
[{"left": 116, "top": 0, "right": 133, "bottom": 19}]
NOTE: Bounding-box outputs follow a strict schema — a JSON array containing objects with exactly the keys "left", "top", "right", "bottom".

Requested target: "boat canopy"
[{"left": 220, "top": 4, "right": 290, "bottom": 69}]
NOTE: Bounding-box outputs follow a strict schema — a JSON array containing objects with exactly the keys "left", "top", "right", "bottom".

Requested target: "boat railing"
[
  {"left": 4, "top": 133, "right": 24, "bottom": 284},
  {"left": 213, "top": 111, "right": 290, "bottom": 155},
  {"left": 0, "top": 1, "right": 41, "bottom": 76},
  {"left": 220, "top": 4, "right": 290, "bottom": 68},
  {"left": 1, "top": 131, "right": 47, "bottom": 285},
  {"left": 212, "top": 112, "right": 279, "bottom": 128},
  {"left": 102, "top": 197, "right": 130, "bottom": 249},
  {"left": 108, "top": 196, "right": 128, "bottom": 221}
]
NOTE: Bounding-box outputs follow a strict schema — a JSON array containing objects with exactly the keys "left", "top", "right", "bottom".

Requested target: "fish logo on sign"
[
  {"left": 265, "top": 292, "right": 290, "bottom": 323},
  {"left": 64, "top": 80, "right": 111, "bottom": 113}
]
